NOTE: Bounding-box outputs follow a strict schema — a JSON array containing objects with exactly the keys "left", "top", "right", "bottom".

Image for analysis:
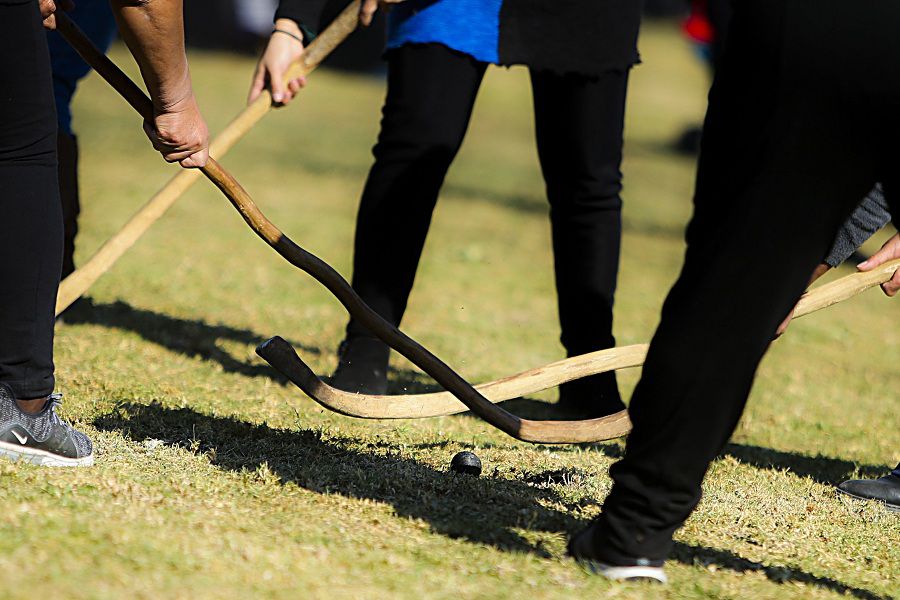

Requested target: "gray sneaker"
[{"left": 0, "top": 385, "right": 93, "bottom": 467}]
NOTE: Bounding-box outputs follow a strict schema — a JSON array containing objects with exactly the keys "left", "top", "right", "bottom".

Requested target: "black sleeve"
[{"left": 274, "top": 0, "right": 331, "bottom": 36}]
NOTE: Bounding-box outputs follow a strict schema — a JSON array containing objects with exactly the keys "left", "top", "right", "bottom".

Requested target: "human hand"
[
  {"left": 360, "top": 0, "right": 407, "bottom": 27},
  {"left": 775, "top": 263, "right": 831, "bottom": 337},
  {"left": 248, "top": 19, "right": 307, "bottom": 106},
  {"left": 143, "top": 94, "right": 209, "bottom": 169},
  {"left": 40, "top": 0, "right": 74, "bottom": 30},
  {"left": 858, "top": 232, "right": 900, "bottom": 296}
]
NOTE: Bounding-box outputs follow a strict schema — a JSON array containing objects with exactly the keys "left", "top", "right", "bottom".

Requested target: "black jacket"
[{"left": 275, "top": 0, "right": 643, "bottom": 75}]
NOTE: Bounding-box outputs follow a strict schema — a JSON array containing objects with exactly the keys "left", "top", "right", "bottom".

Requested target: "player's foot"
[
  {"left": 0, "top": 384, "right": 94, "bottom": 467},
  {"left": 836, "top": 466, "right": 900, "bottom": 512},
  {"left": 557, "top": 373, "right": 626, "bottom": 418},
  {"left": 331, "top": 336, "right": 390, "bottom": 395},
  {"left": 568, "top": 523, "right": 667, "bottom": 584}
]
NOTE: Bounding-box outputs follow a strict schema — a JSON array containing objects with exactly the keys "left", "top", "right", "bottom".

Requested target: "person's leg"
[
  {"left": 0, "top": 1, "right": 65, "bottom": 401},
  {"left": 0, "top": 1, "right": 93, "bottom": 467},
  {"left": 707, "top": 0, "right": 734, "bottom": 71},
  {"left": 572, "top": 0, "right": 883, "bottom": 568},
  {"left": 46, "top": 0, "right": 117, "bottom": 279},
  {"left": 334, "top": 44, "right": 486, "bottom": 393},
  {"left": 530, "top": 68, "right": 629, "bottom": 417}
]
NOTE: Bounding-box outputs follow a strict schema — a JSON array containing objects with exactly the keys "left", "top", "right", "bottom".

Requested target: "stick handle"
[
  {"left": 55, "top": 5, "right": 360, "bottom": 315},
  {"left": 794, "top": 258, "right": 900, "bottom": 318}
]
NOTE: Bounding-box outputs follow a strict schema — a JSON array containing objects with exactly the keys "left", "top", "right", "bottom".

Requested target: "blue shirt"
[{"left": 386, "top": 0, "right": 503, "bottom": 64}]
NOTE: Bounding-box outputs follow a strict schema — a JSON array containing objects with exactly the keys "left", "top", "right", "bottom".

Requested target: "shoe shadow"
[
  {"left": 64, "top": 299, "right": 433, "bottom": 391},
  {"left": 723, "top": 443, "right": 890, "bottom": 487},
  {"left": 63, "top": 299, "right": 296, "bottom": 382},
  {"left": 568, "top": 442, "right": 889, "bottom": 487},
  {"left": 93, "top": 402, "right": 581, "bottom": 557},
  {"left": 671, "top": 542, "right": 892, "bottom": 600}
]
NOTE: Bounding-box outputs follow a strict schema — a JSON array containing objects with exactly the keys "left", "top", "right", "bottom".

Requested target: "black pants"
[
  {"left": 348, "top": 43, "right": 629, "bottom": 362},
  {"left": 0, "top": 0, "right": 63, "bottom": 399},
  {"left": 591, "top": 0, "right": 900, "bottom": 562},
  {"left": 707, "top": 0, "right": 734, "bottom": 70}
]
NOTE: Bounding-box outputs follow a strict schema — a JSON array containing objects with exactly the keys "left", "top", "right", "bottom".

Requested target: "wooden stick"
[
  {"left": 257, "top": 258, "right": 899, "bottom": 437},
  {"left": 55, "top": 1, "right": 361, "bottom": 315},
  {"left": 56, "top": 8, "right": 646, "bottom": 445},
  {"left": 792, "top": 258, "right": 900, "bottom": 316}
]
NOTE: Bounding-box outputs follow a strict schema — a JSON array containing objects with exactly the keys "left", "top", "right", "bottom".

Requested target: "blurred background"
[{"left": 183, "top": 0, "right": 693, "bottom": 72}]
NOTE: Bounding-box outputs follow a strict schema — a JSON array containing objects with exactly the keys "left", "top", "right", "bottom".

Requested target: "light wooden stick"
[
  {"left": 55, "top": 1, "right": 362, "bottom": 315},
  {"left": 258, "top": 258, "right": 899, "bottom": 438}
]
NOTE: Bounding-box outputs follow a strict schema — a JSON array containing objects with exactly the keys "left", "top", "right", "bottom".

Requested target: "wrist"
[
  {"left": 274, "top": 18, "right": 303, "bottom": 38},
  {"left": 151, "top": 69, "right": 194, "bottom": 114},
  {"left": 155, "top": 88, "right": 197, "bottom": 117}
]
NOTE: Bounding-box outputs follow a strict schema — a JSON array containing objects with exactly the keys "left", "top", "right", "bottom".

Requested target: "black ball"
[{"left": 450, "top": 451, "right": 482, "bottom": 476}]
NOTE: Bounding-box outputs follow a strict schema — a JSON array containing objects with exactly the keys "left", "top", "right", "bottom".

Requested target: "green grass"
[{"left": 1, "top": 21, "right": 897, "bottom": 599}]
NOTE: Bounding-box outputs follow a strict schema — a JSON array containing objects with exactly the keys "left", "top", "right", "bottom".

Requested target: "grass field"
[{"left": 1, "top": 21, "right": 897, "bottom": 599}]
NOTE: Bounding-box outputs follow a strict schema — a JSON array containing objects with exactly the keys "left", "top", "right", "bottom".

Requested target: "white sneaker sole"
[
  {"left": 0, "top": 441, "right": 94, "bottom": 467},
  {"left": 581, "top": 560, "right": 668, "bottom": 584}
]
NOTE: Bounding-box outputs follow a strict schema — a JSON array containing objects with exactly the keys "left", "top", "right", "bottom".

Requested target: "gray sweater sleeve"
[{"left": 823, "top": 183, "right": 893, "bottom": 267}]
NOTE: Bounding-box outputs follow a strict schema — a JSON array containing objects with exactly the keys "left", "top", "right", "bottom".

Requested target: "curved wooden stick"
[
  {"left": 55, "top": 1, "right": 361, "bottom": 315},
  {"left": 56, "top": 9, "right": 636, "bottom": 445},
  {"left": 257, "top": 258, "right": 900, "bottom": 429}
]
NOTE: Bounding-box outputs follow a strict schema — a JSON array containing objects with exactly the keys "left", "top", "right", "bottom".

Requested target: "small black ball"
[{"left": 450, "top": 451, "right": 482, "bottom": 476}]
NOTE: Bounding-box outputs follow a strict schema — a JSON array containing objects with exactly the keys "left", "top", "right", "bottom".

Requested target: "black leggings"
[
  {"left": 592, "top": 0, "right": 900, "bottom": 562},
  {"left": 348, "top": 43, "right": 629, "bottom": 360},
  {"left": 0, "top": 0, "right": 63, "bottom": 399}
]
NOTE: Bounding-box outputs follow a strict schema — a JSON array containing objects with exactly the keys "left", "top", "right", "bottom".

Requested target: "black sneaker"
[
  {"left": 557, "top": 372, "right": 626, "bottom": 418},
  {"left": 568, "top": 524, "right": 667, "bottom": 584},
  {"left": 836, "top": 466, "right": 900, "bottom": 512},
  {"left": 330, "top": 337, "right": 390, "bottom": 395},
  {"left": 0, "top": 385, "right": 93, "bottom": 467}
]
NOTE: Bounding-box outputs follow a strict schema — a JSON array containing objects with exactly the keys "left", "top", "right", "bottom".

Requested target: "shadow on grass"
[
  {"left": 571, "top": 441, "right": 890, "bottom": 488},
  {"left": 466, "top": 401, "right": 891, "bottom": 486},
  {"left": 723, "top": 444, "right": 890, "bottom": 486},
  {"left": 64, "top": 296, "right": 884, "bottom": 489},
  {"left": 94, "top": 402, "right": 578, "bottom": 557},
  {"left": 63, "top": 299, "right": 439, "bottom": 392},
  {"left": 671, "top": 543, "right": 893, "bottom": 600},
  {"left": 65, "top": 297, "right": 887, "bottom": 487},
  {"left": 61, "top": 299, "right": 311, "bottom": 383},
  {"left": 94, "top": 403, "right": 893, "bottom": 599}
]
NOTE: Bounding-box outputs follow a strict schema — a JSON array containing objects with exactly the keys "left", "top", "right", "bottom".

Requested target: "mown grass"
[{"left": 0, "top": 21, "right": 897, "bottom": 600}]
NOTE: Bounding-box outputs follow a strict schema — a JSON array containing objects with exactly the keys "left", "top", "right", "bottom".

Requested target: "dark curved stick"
[
  {"left": 257, "top": 257, "right": 899, "bottom": 434},
  {"left": 55, "top": 10, "right": 628, "bottom": 444},
  {"left": 257, "top": 336, "right": 636, "bottom": 441}
]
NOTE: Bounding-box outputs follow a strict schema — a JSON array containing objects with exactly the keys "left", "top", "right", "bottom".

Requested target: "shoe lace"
[{"left": 44, "top": 393, "right": 73, "bottom": 431}]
